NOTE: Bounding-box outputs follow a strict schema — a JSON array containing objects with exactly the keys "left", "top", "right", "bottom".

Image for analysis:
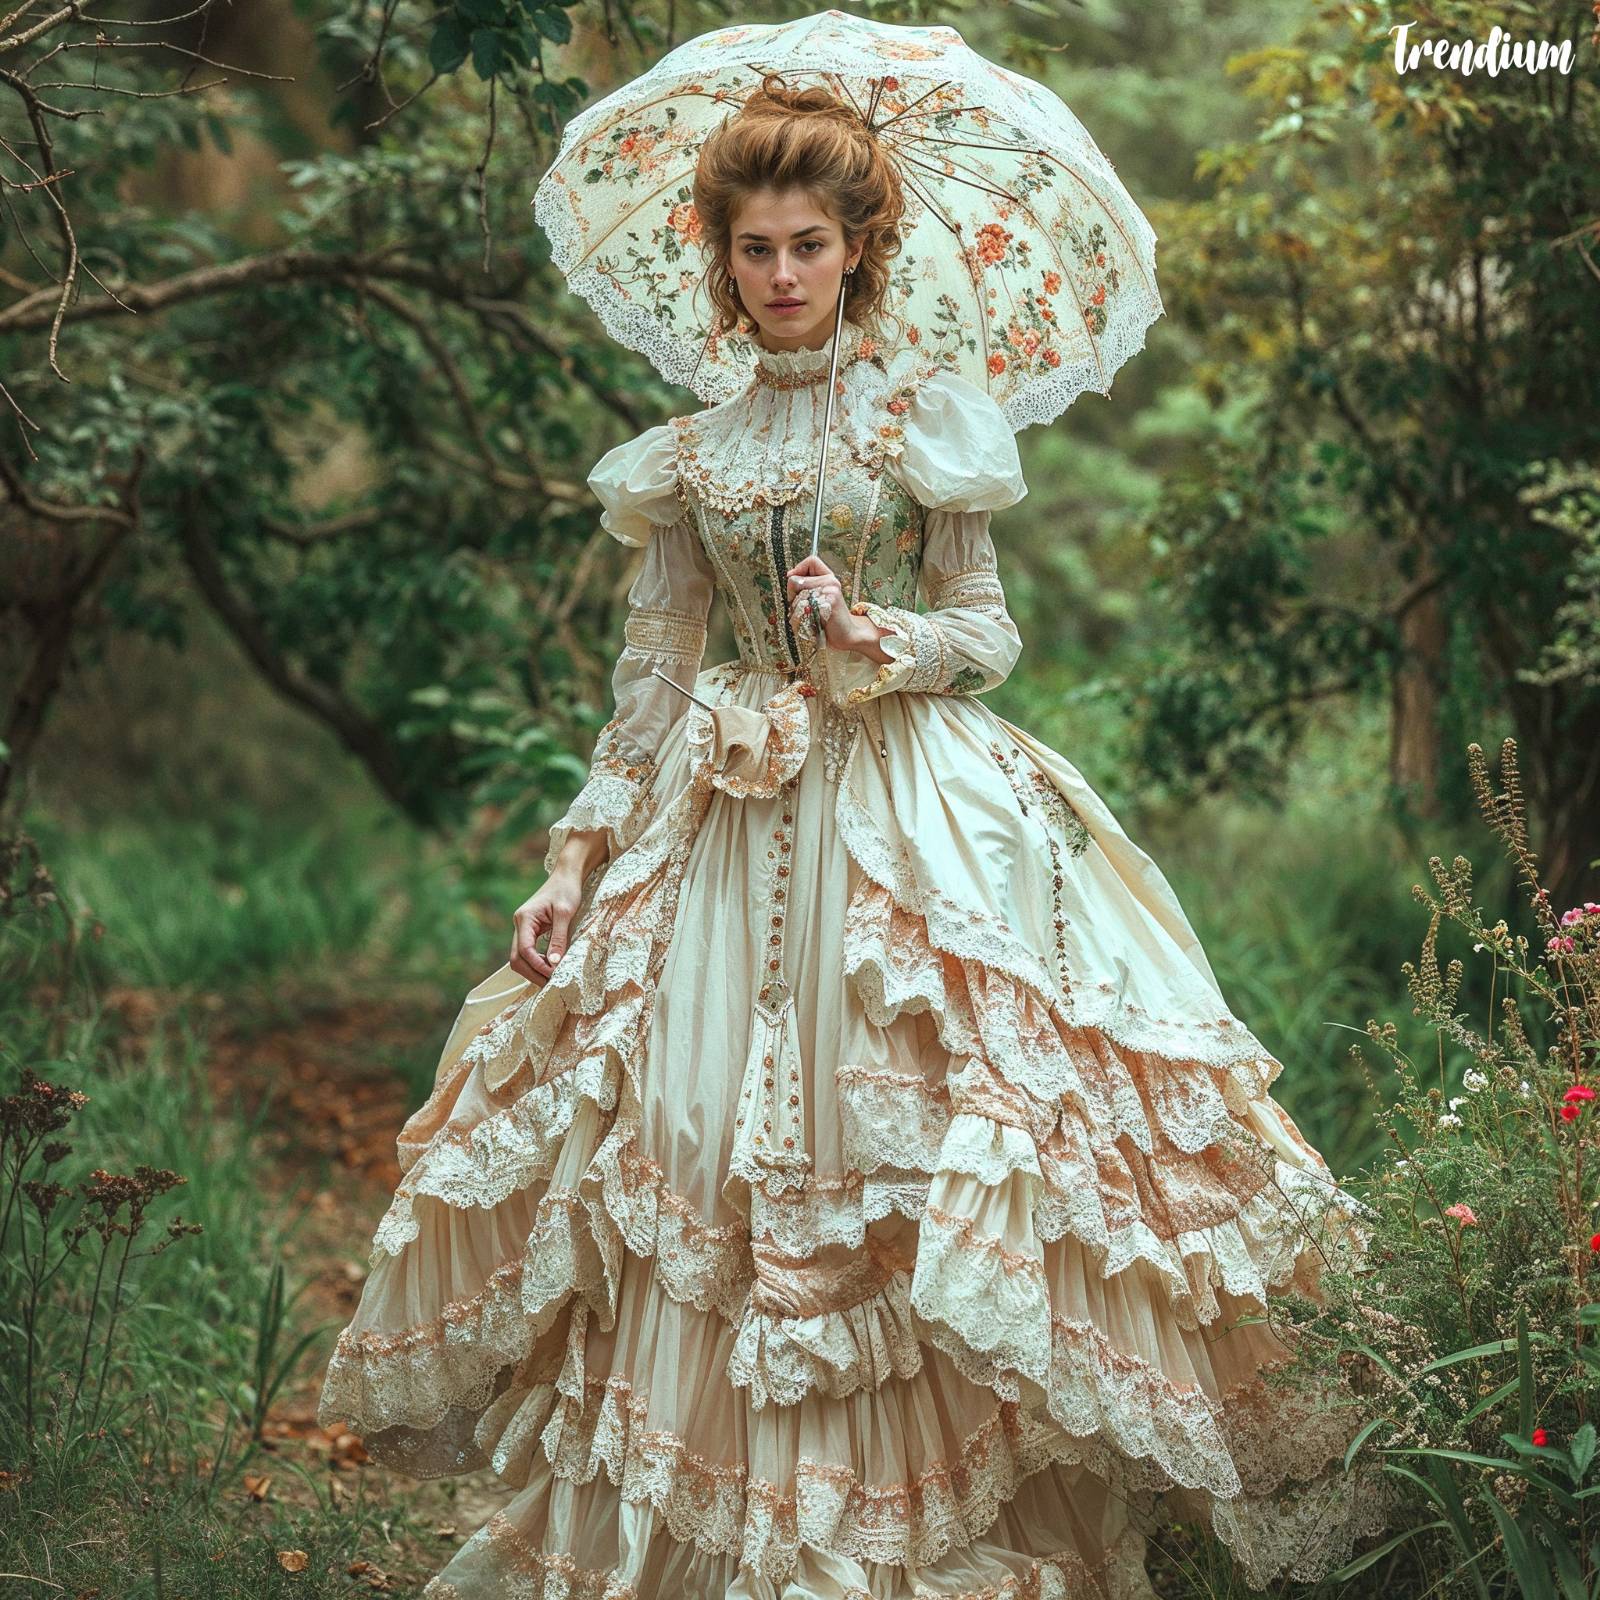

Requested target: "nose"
[{"left": 771, "top": 253, "right": 798, "bottom": 287}]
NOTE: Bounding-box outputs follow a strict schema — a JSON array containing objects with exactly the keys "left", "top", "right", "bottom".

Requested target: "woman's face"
[{"left": 725, "top": 187, "right": 863, "bottom": 353}]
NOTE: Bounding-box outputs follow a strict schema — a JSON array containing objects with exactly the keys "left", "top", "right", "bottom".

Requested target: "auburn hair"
[{"left": 694, "top": 73, "right": 905, "bottom": 339}]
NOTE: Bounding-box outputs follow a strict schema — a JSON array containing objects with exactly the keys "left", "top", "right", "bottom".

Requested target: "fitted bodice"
[
  {"left": 680, "top": 456, "right": 923, "bottom": 673},
  {"left": 659, "top": 319, "right": 939, "bottom": 672}
]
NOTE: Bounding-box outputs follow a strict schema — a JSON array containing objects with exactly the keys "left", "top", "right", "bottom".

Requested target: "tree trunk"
[{"left": 1389, "top": 568, "right": 1448, "bottom": 820}]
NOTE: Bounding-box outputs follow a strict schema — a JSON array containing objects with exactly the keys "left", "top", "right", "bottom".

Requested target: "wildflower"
[
  {"left": 1395, "top": 1158, "right": 1410, "bottom": 1170},
  {"left": 1532, "top": 1427, "right": 1549, "bottom": 1447},
  {"left": 1589, "top": 1233, "right": 1600, "bottom": 1252},
  {"left": 1448, "top": 1095, "right": 1468, "bottom": 1111},
  {"left": 1563, "top": 1085, "right": 1595, "bottom": 1103},
  {"left": 1561, "top": 1104, "right": 1582, "bottom": 1122},
  {"left": 1438, "top": 1113, "right": 1463, "bottom": 1130},
  {"left": 1443, "top": 1202, "right": 1478, "bottom": 1226},
  {"left": 1519, "top": 1080, "right": 1531, "bottom": 1096},
  {"left": 1546, "top": 934, "right": 1577, "bottom": 954},
  {"left": 1463, "top": 1068, "right": 1488, "bottom": 1092}
]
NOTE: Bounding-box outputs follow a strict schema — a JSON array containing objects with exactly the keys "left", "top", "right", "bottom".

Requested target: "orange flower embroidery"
[
  {"left": 666, "top": 201, "right": 702, "bottom": 245},
  {"left": 975, "top": 223, "right": 1012, "bottom": 265},
  {"left": 1043, "top": 270, "right": 1062, "bottom": 294},
  {"left": 987, "top": 352, "right": 1006, "bottom": 376}
]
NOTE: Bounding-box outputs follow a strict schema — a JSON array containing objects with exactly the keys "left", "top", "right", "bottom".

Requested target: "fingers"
[
  {"left": 545, "top": 907, "right": 573, "bottom": 973},
  {"left": 785, "top": 556, "right": 835, "bottom": 596},
  {"left": 510, "top": 903, "right": 553, "bottom": 982}
]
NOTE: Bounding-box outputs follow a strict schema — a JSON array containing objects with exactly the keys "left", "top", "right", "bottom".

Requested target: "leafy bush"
[{"left": 1321, "top": 740, "right": 1600, "bottom": 1594}]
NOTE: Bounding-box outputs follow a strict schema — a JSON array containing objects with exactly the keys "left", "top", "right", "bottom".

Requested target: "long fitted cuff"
[
  {"left": 841, "top": 601, "right": 952, "bottom": 704},
  {"left": 542, "top": 762, "right": 654, "bottom": 879}
]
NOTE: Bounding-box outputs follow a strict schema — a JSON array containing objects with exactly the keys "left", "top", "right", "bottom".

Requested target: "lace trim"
[
  {"left": 832, "top": 788, "right": 1292, "bottom": 1076},
  {"left": 542, "top": 769, "right": 652, "bottom": 879},
  {"left": 668, "top": 340, "right": 930, "bottom": 516},
  {"left": 619, "top": 605, "right": 707, "bottom": 663},
  {"left": 930, "top": 569, "right": 1009, "bottom": 612},
  {"left": 727, "top": 1260, "right": 926, "bottom": 1409},
  {"left": 420, "top": 1514, "right": 1157, "bottom": 1600},
  {"left": 528, "top": 1348, "right": 1089, "bottom": 1580}
]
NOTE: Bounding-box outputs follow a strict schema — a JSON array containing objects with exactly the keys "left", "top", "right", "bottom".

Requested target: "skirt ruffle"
[{"left": 318, "top": 665, "right": 1393, "bottom": 1598}]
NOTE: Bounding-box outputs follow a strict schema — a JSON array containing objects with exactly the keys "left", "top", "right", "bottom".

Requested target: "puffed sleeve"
[
  {"left": 543, "top": 429, "right": 714, "bottom": 880},
  {"left": 586, "top": 422, "right": 684, "bottom": 548},
  {"left": 840, "top": 369, "right": 1027, "bottom": 706}
]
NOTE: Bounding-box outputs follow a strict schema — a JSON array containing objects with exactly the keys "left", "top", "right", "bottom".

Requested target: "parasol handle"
[
  {"left": 807, "top": 274, "right": 849, "bottom": 562},
  {"left": 648, "top": 666, "right": 717, "bottom": 711}
]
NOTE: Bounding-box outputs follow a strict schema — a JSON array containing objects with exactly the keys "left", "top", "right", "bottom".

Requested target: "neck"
[{"left": 755, "top": 323, "right": 838, "bottom": 355}]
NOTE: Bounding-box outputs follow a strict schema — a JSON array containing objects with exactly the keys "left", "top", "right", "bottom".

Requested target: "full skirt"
[{"left": 317, "top": 660, "right": 1392, "bottom": 1598}]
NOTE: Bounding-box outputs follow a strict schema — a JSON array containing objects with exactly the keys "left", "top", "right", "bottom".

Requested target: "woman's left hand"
[{"left": 786, "top": 555, "right": 869, "bottom": 654}]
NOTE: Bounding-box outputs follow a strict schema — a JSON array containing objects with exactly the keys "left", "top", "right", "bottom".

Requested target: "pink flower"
[
  {"left": 1443, "top": 1202, "right": 1478, "bottom": 1226},
  {"left": 1561, "top": 907, "right": 1585, "bottom": 926},
  {"left": 1546, "top": 934, "right": 1577, "bottom": 954}
]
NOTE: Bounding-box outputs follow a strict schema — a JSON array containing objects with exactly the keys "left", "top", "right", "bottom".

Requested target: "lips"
[{"left": 767, "top": 299, "right": 804, "bottom": 309}]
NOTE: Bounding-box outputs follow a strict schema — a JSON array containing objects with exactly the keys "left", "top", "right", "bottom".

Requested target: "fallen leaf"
[{"left": 276, "top": 1548, "right": 309, "bottom": 1573}]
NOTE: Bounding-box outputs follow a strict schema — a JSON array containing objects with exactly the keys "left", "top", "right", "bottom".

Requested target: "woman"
[{"left": 318, "top": 78, "right": 1387, "bottom": 1600}]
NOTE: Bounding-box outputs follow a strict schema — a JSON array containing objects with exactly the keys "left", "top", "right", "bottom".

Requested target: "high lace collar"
[
  {"left": 670, "top": 321, "right": 925, "bottom": 516},
  {"left": 748, "top": 319, "right": 872, "bottom": 389}
]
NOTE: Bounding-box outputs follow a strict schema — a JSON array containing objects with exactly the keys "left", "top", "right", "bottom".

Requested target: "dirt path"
[{"left": 199, "top": 980, "right": 515, "bottom": 1593}]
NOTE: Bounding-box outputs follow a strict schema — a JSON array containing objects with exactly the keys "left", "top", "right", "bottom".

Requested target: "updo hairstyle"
[{"left": 693, "top": 72, "right": 905, "bottom": 338}]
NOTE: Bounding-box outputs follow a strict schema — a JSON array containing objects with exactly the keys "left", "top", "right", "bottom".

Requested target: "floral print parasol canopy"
[{"left": 531, "top": 8, "right": 1163, "bottom": 432}]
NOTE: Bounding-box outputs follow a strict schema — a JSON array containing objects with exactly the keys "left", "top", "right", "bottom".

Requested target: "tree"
[
  {"left": 0, "top": 0, "right": 678, "bottom": 837},
  {"left": 1123, "top": 0, "right": 1600, "bottom": 901}
]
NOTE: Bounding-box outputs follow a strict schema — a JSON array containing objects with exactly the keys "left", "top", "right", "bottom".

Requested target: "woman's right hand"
[{"left": 510, "top": 867, "right": 586, "bottom": 983}]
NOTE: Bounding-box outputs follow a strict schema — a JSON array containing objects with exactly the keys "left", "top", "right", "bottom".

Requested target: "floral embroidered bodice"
[
  {"left": 672, "top": 329, "right": 926, "bottom": 674},
  {"left": 543, "top": 317, "right": 1034, "bottom": 875}
]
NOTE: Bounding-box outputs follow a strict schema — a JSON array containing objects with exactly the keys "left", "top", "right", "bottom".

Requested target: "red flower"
[
  {"left": 882, "top": 75, "right": 900, "bottom": 91},
  {"left": 1589, "top": 1232, "right": 1600, "bottom": 1252},
  {"left": 1563, "top": 1084, "right": 1596, "bottom": 1103},
  {"left": 987, "top": 352, "right": 1006, "bottom": 376},
  {"left": 1042, "top": 347, "right": 1061, "bottom": 368},
  {"left": 1560, "top": 1104, "right": 1581, "bottom": 1121},
  {"left": 1532, "top": 1427, "right": 1549, "bottom": 1447}
]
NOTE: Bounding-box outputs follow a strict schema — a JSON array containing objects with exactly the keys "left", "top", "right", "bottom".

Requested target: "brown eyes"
[{"left": 743, "top": 241, "right": 824, "bottom": 258}]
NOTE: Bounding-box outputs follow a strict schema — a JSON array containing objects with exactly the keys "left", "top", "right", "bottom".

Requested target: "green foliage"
[
  {"left": 1305, "top": 739, "right": 1600, "bottom": 1592},
  {"left": 1114, "top": 0, "right": 1600, "bottom": 885}
]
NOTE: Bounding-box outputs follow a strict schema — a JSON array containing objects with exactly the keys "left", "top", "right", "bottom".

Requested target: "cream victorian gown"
[{"left": 318, "top": 320, "right": 1389, "bottom": 1599}]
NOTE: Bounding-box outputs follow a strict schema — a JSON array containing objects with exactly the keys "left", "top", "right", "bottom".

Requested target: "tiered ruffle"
[{"left": 319, "top": 680, "right": 1391, "bottom": 1597}]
